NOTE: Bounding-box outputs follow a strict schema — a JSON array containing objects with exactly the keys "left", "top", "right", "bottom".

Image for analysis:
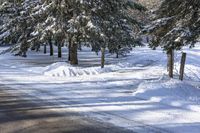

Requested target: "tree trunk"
[
  {"left": 116, "top": 45, "right": 121, "bottom": 58},
  {"left": 20, "top": 39, "right": 28, "bottom": 57},
  {"left": 58, "top": 42, "right": 62, "bottom": 58},
  {"left": 179, "top": 52, "right": 186, "bottom": 81},
  {"left": 44, "top": 44, "right": 47, "bottom": 54},
  {"left": 36, "top": 45, "right": 40, "bottom": 52},
  {"left": 167, "top": 49, "right": 174, "bottom": 78},
  {"left": 101, "top": 47, "right": 105, "bottom": 68},
  {"left": 70, "top": 42, "right": 78, "bottom": 65},
  {"left": 116, "top": 51, "right": 119, "bottom": 58},
  {"left": 49, "top": 39, "right": 53, "bottom": 56},
  {"left": 68, "top": 39, "right": 71, "bottom": 61}
]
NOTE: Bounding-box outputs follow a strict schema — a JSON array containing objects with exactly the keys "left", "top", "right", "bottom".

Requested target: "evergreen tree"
[
  {"left": 145, "top": 0, "right": 200, "bottom": 50},
  {"left": 144, "top": 0, "right": 200, "bottom": 77},
  {"left": 85, "top": 0, "right": 145, "bottom": 54},
  {"left": 0, "top": 1, "right": 22, "bottom": 46},
  {"left": 0, "top": 0, "right": 41, "bottom": 56}
]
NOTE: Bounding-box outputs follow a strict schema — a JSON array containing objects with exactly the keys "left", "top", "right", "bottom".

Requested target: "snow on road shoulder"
[
  {"left": 132, "top": 44, "right": 200, "bottom": 113},
  {"left": 133, "top": 78, "right": 200, "bottom": 112},
  {"left": 43, "top": 62, "right": 114, "bottom": 77}
]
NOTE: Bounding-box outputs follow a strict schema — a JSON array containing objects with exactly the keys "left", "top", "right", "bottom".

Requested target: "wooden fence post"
[
  {"left": 167, "top": 49, "right": 174, "bottom": 78},
  {"left": 179, "top": 52, "right": 187, "bottom": 81}
]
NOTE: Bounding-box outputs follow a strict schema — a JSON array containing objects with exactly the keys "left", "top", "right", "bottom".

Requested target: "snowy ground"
[{"left": 0, "top": 44, "right": 200, "bottom": 133}]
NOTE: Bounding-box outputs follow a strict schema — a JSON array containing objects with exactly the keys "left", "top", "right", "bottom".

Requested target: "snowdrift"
[
  {"left": 42, "top": 58, "right": 157, "bottom": 77},
  {"left": 43, "top": 62, "right": 115, "bottom": 77},
  {"left": 133, "top": 78, "right": 200, "bottom": 113}
]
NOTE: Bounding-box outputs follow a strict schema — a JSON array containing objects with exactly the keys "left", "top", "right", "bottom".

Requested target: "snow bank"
[
  {"left": 43, "top": 62, "right": 114, "bottom": 77},
  {"left": 133, "top": 79, "right": 200, "bottom": 111},
  {"left": 42, "top": 58, "right": 157, "bottom": 77}
]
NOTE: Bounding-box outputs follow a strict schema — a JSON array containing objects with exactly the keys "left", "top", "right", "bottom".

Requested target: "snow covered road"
[
  {"left": 0, "top": 65, "right": 166, "bottom": 133},
  {"left": 0, "top": 85, "right": 137, "bottom": 133}
]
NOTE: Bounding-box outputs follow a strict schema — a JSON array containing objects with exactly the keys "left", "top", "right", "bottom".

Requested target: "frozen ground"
[{"left": 0, "top": 44, "right": 200, "bottom": 133}]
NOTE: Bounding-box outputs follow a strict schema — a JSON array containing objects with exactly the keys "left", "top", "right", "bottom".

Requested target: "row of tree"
[
  {"left": 0, "top": 0, "right": 145, "bottom": 66},
  {"left": 0, "top": 0, "right": 199, "bottom": 78}
]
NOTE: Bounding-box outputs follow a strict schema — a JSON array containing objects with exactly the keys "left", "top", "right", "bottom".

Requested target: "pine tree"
[
  {"left": 86, "top": 0, "right": 145, "bottom": 52},
  {"left": 0, "top": 1, "right": 22, "bottom": 45},
  {"left": 0, "top": 0, "right": 41, "bottom": 56},
  {"left": 144, "top": 0, "right": 200, "bottom": 78},
  {"left": 145, "top": 0, "right": 200, "bottom": 50}
]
